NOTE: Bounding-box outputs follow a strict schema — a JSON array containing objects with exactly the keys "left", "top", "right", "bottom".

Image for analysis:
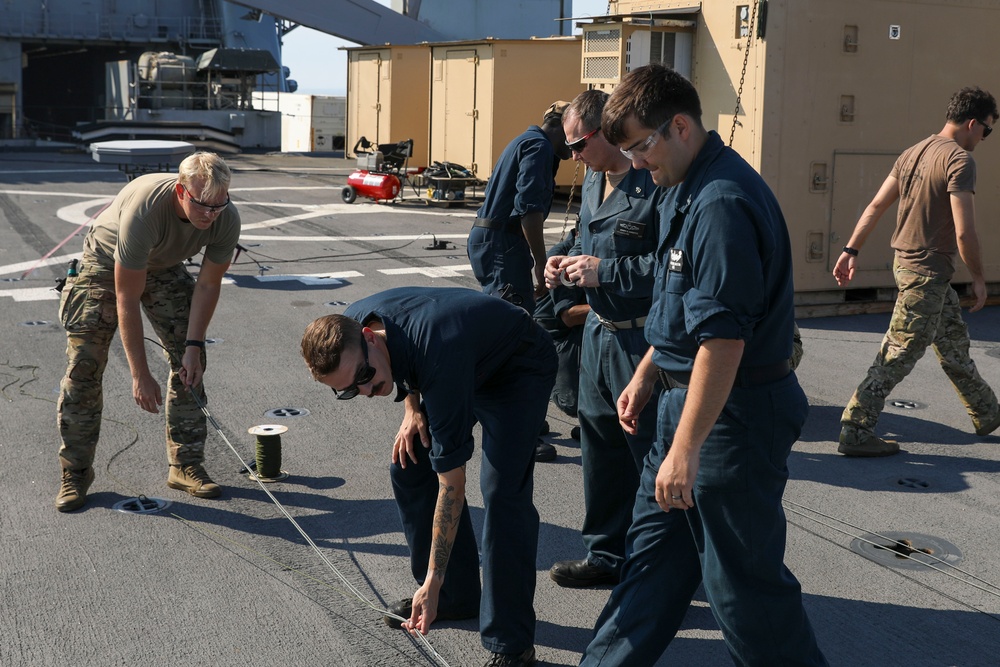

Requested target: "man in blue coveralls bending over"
[
  {"left": 301, "top": 287, "right": 556, "bottom": 667},
  {"left": 578, "top": 64, "right": 827, "bottom": 666}
]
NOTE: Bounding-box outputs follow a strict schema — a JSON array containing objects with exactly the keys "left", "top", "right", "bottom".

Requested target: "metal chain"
[
  {"left": 729, "top": 1, "right": 758, "bottom": 147},
  {"left": 561, "top": 160, "right": 581, "bottom": 241}
]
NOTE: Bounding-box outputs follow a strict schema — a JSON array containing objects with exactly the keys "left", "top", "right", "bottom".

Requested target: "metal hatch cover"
[{"left": 850, "top": 531, "right": 963, "bottom": 571}]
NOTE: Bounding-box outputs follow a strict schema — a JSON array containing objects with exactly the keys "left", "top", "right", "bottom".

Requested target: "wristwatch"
[{"left": 842, "top": 246, "right": 859, "bottom": 257}]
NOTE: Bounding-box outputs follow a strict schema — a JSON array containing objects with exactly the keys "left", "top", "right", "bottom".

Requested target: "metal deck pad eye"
[
  {"left": 113, "top": 496, "right": 172, "bottom": 514},
  {"left": 263, "top": 407, "right": 310, "bottom": 418},
  {"left": 850, "top": 531, "right": 962, "bottom": 570}
]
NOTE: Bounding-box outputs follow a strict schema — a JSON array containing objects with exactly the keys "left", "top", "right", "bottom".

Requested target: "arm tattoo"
[{"left": 430, "top": 476, "right": 464, "bottom": 577}]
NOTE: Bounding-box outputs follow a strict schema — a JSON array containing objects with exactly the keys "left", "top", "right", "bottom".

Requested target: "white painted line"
[
  {"left": 240, "top": 209, "right": 347, "bottom": 230},
  {"left": 0, "top": 169, "right": 118, "bottom": 175},
  {"left": 0, "top": 189, "right": 118, "bottom": 197},
  {"left": 0, "top": 252, "right": 82, "bottom": 277},
  {"left": 252, "top": 271, "right": 362, "bottom": 284},
  {"left": 239, "top": 233, "right": 468, "bottom": 242},
  {"left": 0, "top": 286, "right": 60, "bottom": 301},
  {"left": 379, "top": 264, "right": 472, "bottom": 278},
  {"left": 56, "top": 197, "right": 114, "bottom": 225},
  {"left": 230, "top": 186, "right": 344, "bottom": 191}
]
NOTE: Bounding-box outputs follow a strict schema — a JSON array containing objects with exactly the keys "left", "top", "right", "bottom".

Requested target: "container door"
[
  {"left": 352, "top": 51, "right": 387, "bottom": 151},
  {"left": 442, "top": 49, "right": 477, "bottom": 171},
  {"left": 830, "top": 152, "right": 898, "bottom": 278}
]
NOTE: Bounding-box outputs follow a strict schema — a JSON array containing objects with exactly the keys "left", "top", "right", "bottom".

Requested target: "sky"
[{"left": 281, "top": 0, "right": 611, "bottom": 97}]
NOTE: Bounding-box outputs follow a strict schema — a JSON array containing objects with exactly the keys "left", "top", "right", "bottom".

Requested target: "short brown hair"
[
  {"left": 301, "top": 314, "right": 363, "bottom": 380},
  {"left": 946, "top": 86, "right": 998, "bottom": 124},
  {"left": 603, "top": 64, "right": 703, "bottom": 145},
  {"left": 569, "top": 89, "right": 610, "bottom": 132}
]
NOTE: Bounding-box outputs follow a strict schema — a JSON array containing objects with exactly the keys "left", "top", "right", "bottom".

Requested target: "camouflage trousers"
[
  {"left": 56, "top": 260, "right": 209, "bottom": 470},
  {"left": 842, "top": 261, "right": 998, "bottom": 435}
]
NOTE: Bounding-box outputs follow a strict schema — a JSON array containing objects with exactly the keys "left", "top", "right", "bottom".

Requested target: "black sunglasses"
[
  {"left": 183, "top": 185, "right": 230, "bottom": 213},
  {"left": 566, "top": 126, "right": 601, "bottom": 153},
  {"left": 331, "top": 334, "right": 376, "bottom": 400},
  {"left": 980, "top": 120, "right": 993, "bottom": 138}
]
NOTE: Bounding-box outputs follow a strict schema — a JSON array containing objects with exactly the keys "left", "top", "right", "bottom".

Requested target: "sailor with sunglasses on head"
[
  {"left": 542, "top": 90, "right": 665, "bottom": 591},
  {"left": 301, "top": 286, "right": 557, "bottom": 667}
]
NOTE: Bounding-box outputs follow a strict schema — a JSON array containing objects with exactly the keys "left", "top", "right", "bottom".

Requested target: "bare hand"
[
  {"left": 132, "top": 372, "right": 163, "bottom": 414},
  {"left": 558, "top": 255, "right": 600, "bottom": 288},
  {"left": 179, "top": 346, "right": 204, "bottom": 388},
  {"left": 832, "top": 253, "right": 856, "bottom": 287},
  {"left": 617, "top": 375, "right": 654, "bottom": 435},
  {"left": 393, "top": 409, "right": 430, "bottom": 468},
  {"left": 969, "top": 277, "right": 988, "bottom": 313},
  {"left": 654, "top": 446, "right": 697, "bottom": 512},
  {"left": 403, "top": 581, "right": 440, "bottom": 636},
  {"left": 543, "top": 255, "right": 567, "bottom": 289}
]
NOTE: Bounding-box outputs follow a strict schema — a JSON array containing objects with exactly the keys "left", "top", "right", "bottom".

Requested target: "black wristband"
[
  {"left": 842, "top": 246, "right": 859, "bottom": 257},
  {"left": 184, "top": 340, "right": 205, "bottom": 348}
]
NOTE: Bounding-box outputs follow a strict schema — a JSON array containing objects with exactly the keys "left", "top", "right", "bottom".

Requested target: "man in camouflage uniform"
[
  {"left": 55, "top": 151, "right": 240, "bottom": 511},
  {"left": 834, "top": 87, "right": 1000, "bottom": 456}
]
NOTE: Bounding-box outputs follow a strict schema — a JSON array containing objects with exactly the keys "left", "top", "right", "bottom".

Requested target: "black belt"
[
  {"left": 657, "top": 361, "right": 791, "bottom": 390},
  {"left": 596, "top": 314, "right": 647, "bottom": 331},
  {"left": 473, "top": 217, "right": 521, "bottom": 232}
]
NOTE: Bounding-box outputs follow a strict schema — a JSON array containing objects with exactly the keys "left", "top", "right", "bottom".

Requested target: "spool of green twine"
[{"left": 248, "top": 425, "right": 288, "bottom": 481}]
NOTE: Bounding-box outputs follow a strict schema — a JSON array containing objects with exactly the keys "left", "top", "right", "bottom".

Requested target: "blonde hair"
[{"left": 177, "top": 151, "right": 231, "bottom": 200}]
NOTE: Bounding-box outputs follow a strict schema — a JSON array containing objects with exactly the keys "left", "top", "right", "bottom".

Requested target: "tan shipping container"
[
  {"left": 428, "top": 37, "right": 587, "bottom": 187},
  {"left": 345, "top": 44, "right": 432, "bottom": 167},
  {"left": 604, "top": 0, "right": 1000, "bottom": 310}
]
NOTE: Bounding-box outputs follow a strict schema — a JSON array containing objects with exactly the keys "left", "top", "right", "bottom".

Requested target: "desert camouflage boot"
[
  {"left": 838, "top": 426, "right": 899, "bottom": 457},
  {"left": 167, "top": 463, "right": 222, "bottom": 498},
  {"left": 56, "top": 467, "right": 95, "bottom": 513}
]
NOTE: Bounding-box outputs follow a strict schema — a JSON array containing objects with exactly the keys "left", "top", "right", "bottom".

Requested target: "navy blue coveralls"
[
  {"left": 570, "top": 166, "right": 663, "bottom": 575},
  {"left": 344, "top": 287, "right": 557, "bottom": 655},
  {"left": 468, "top": 125, "right": 557, "bottom": 315},
  {"left": 533, "top": 228, "right": 587, "bottom": 416},
  {"left": 581, "top": 133, "right": 827, "bottom": 666}
]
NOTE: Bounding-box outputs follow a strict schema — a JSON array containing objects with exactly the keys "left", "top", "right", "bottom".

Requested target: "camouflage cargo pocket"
[{"left": 59, "top": 277, "right": 117, "bottom": 332}]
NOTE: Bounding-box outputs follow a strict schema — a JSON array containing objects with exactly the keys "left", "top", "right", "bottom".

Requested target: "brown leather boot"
[
  {"left": 55, "top": 467, "right": 95, "bottom": 512},
  {"left": 167, "top": 463, "right": 222, "bottom": 498}
]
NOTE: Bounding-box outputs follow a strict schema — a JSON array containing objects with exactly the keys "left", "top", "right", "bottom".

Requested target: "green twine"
[{"left": 255, "top": 433, "right": 283, "bottom": 479}]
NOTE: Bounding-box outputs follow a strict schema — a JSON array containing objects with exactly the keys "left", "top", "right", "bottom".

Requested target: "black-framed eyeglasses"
[
  {"left": 566, "top": 125, "right": 601, "bottom": 153},
  {"left": 620, "top": 118, "right": 673, "bottom": 160},
  {"left": 980, "top": 119, "right": 993, "bottom": 138},
  {"left": 331, "top": 334, "right": 376, "bottom": 400},
  {"left": 183, "top": 185, "right": 230, "bottom": 213}
]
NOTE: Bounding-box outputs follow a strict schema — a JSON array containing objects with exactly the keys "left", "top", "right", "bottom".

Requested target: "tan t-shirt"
[
  {"left": 890, "top": 134, "right": 976, "bottom": 279},
  {"left": 83, "top": 173, "right": 241, "bottom": 271}
]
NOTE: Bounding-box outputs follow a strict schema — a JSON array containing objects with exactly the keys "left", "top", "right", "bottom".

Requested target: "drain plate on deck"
[
  {"left": 850, "top": 531, "right": 962, "bottom": 570},
  {"left": 113, "top": 496, "right": 172, "bottom": 514}
]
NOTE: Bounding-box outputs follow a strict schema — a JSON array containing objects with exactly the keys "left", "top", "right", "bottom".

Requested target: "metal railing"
[{"left": 0, "top": 10, "right": 222, "bottom": 44}]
